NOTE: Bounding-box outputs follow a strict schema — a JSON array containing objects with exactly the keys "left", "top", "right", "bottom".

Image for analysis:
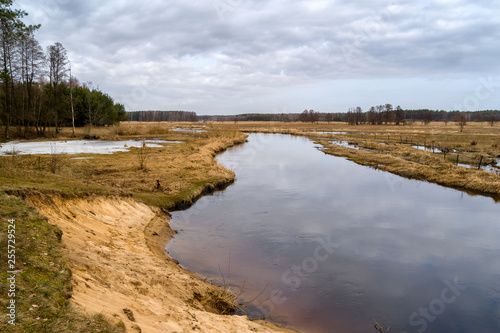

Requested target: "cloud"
[{"left": 16, "top": 0, "right": 500, "bottom": 113}]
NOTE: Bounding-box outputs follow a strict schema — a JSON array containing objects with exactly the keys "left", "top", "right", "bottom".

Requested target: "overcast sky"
[{"left": 16, "top": 0, "right": 500, "bottom": 115}]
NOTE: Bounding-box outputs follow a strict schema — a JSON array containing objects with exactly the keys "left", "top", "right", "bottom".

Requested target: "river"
[{"left": 168, "top": 133, "right": 500, "bottom": 333}]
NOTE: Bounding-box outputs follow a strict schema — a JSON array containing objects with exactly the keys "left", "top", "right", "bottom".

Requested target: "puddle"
[
  {"left": 412, "top": 145, "right": 458, "bottom": 153},
  {"left": 310, "top": 131, "right": 349, "bottom": 135},
  {"left": 328, "top": 140, "right": 361, "bottom": 150},
  {"left": 458, "top": 163, "right": 500, "bottom": 174},
  {"left": 171, "top": 128, "right": 207, "bottom": 133}
]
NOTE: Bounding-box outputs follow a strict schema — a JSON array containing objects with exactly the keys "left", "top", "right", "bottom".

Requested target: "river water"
[{"left": 168, "top": 133, "right": 500, "bottom": 333}]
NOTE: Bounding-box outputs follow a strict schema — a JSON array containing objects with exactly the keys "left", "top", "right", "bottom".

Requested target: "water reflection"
[{"left": 168, "top": 134, "right": 500, "bottom": 333}]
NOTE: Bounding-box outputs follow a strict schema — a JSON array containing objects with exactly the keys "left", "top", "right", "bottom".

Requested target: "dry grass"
[
  {"left": 0, "top": 122, "right": 246, "bottom": 210},
  {"left": 2, "top": 120, "right": 498, "bottom": 200}
]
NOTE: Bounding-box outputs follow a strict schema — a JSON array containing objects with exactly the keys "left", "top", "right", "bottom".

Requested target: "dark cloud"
[{"left": 16, "top": 0, "right": 500, "bottom": 113}]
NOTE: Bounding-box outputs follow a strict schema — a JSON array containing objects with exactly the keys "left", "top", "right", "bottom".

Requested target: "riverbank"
[
  {"left": 26, "top": 194, "right": 294, "bottom": 333},
  {"left": 0, "top": 123, "right": 297, "bottom": 332}
]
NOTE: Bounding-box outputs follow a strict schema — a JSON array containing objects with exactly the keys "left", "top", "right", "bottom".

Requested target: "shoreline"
[
  {"left": 27, "top": 194, "right": 297, "bottom": 333},
  {"left": 144, "top": 199, "right": 300, "bottom": 332}
]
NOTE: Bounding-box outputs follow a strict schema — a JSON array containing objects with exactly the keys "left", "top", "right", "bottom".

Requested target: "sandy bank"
[{"left": 27, "top": 195, "right": 297, "bottom": 333}]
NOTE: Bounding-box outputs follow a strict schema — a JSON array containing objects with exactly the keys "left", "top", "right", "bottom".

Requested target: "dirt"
[{"left": 27, "top": 195, "right": 297, "bottom": 333}]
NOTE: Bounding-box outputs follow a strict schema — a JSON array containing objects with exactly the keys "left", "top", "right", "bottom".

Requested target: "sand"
[{"left": 28, "top": 195, "right": 297, "bottom": 333}]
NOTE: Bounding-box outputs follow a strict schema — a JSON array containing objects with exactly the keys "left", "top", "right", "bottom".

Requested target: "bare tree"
[
  {"left": 423, "top": 111, "right": 432, "bottom": 125},
  {"left": 299, "top": 109, "right": 318, "bottom": 123},
  {"left": 137, "top": 139, "right": 148, "bottom": 170},
  {"left": 299, "top": 109, "right": 309, "bottom": 122},
  {"left": 18, "top": 30, "right": 45, "bottom": 137},
  {"left": 384, "top": 104, "right": 393, "bottom": 124},
  {"left": 47, "top": 42, "right": 68, "bottom": 135},
  {"left": 375, "top": 105, "right": 384, "bottom": 125},
  {"left": 456, "top": 114, "right": 467, "bottom": 132},
  {"left": 394, "top": 105, "right": 405, "bottom": 125},
  {"left": 368, "top": 106, "right": 377, "bottom": 125},
  {"left": 309, "top": 109, "right": 319, "bottom": 123},
  {"left": 347, "top": 108, "right": 355, "bottom": 125},
  {"left": 442, "top": 111, "right": 449, "bottom": 125},
  {"left": 355, "top": 106, "right": 363, "bottom": 125},
  {"left": 325, "top": 113, "right": 333, "bottom": 123},
  {"left": 69, "top": 62, "right": 75, "bottom": 137}
]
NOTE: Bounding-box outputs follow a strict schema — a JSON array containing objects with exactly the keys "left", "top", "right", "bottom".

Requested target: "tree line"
[
  {"left": 128, "top": 111, "right": 197, "bottom": 122},
  {"left": 0, "top": 1, "right": 126, "bottom": 139},
  {"left": 199, "top": 108, "right": 500, "bottom": 125}
]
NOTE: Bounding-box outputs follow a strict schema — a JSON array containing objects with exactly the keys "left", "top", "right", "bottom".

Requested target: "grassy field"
[{"left": 1, "top": 120, "right": 499, "bottom": 331}]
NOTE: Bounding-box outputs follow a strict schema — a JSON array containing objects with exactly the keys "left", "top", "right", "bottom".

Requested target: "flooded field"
[{"left": 0, "top": 139, "right": 181, "bottom": 155}]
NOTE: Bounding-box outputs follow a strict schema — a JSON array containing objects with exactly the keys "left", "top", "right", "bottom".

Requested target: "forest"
[
  {"left": 127, "top": 110, "right": 197, "bottom": 122},
  {"left": 0, "top": 1, "right": 126, "bottom": 139},
  {"left": 199, "top": 107, "right": 500, "bottom": 125}
]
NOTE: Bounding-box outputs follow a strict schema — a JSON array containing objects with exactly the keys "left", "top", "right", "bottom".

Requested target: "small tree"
[
  {"left": 299, "top": 109, "right": 309, "bottom": 122},
  {"left": 49, "top": 143, "right": 63, "bottom": 173},
  {"left": 325, "top": 113, "right": 333, "bottom": 123},
  {"left": 355, "top": 106, "right": 363, "bottom": 124},
  {"left": 368, "top": 106, "right": 377, "bottom": 125},
  {"left": 456, "top": 114, "right": 467, "bottom": 132},
  {"left": 375, "top": 105, "right": 384, "bottom": 125},
  {"left": 309, "top": 110, "right": 319, "bottom": 123},
  {"left": 137, "top": 139, "right": 148, "bottom": 170},
  {"left": 384, "top": 104, "right": 393, "bottom": 124},
  {"left": 423, "top": 111, "right": 432, "bottom": 125},
  {"left": 394, "top": 105, "right": 405, "bottom": 125},
  {"left": 442, "top": 111, "right": 449, "bottom": 125}
]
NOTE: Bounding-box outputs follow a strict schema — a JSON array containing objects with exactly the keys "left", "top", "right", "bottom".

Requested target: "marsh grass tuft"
[
  {"left": 136, "top": 139, "right": 149, "bottom": 170},
  {"left": 373, "top": 320, "right": 390, "bottom": 332},
  {"left": 49, "top": 143, "right": 65, "bottom": 174},
  {"left": 210, "top": 251, "right": 245, "bottom": 315}
]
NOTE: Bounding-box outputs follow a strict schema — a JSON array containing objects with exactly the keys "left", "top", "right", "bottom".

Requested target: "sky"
[{"left": 15, "top": 0, "right": 500, "bottom": 115}]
